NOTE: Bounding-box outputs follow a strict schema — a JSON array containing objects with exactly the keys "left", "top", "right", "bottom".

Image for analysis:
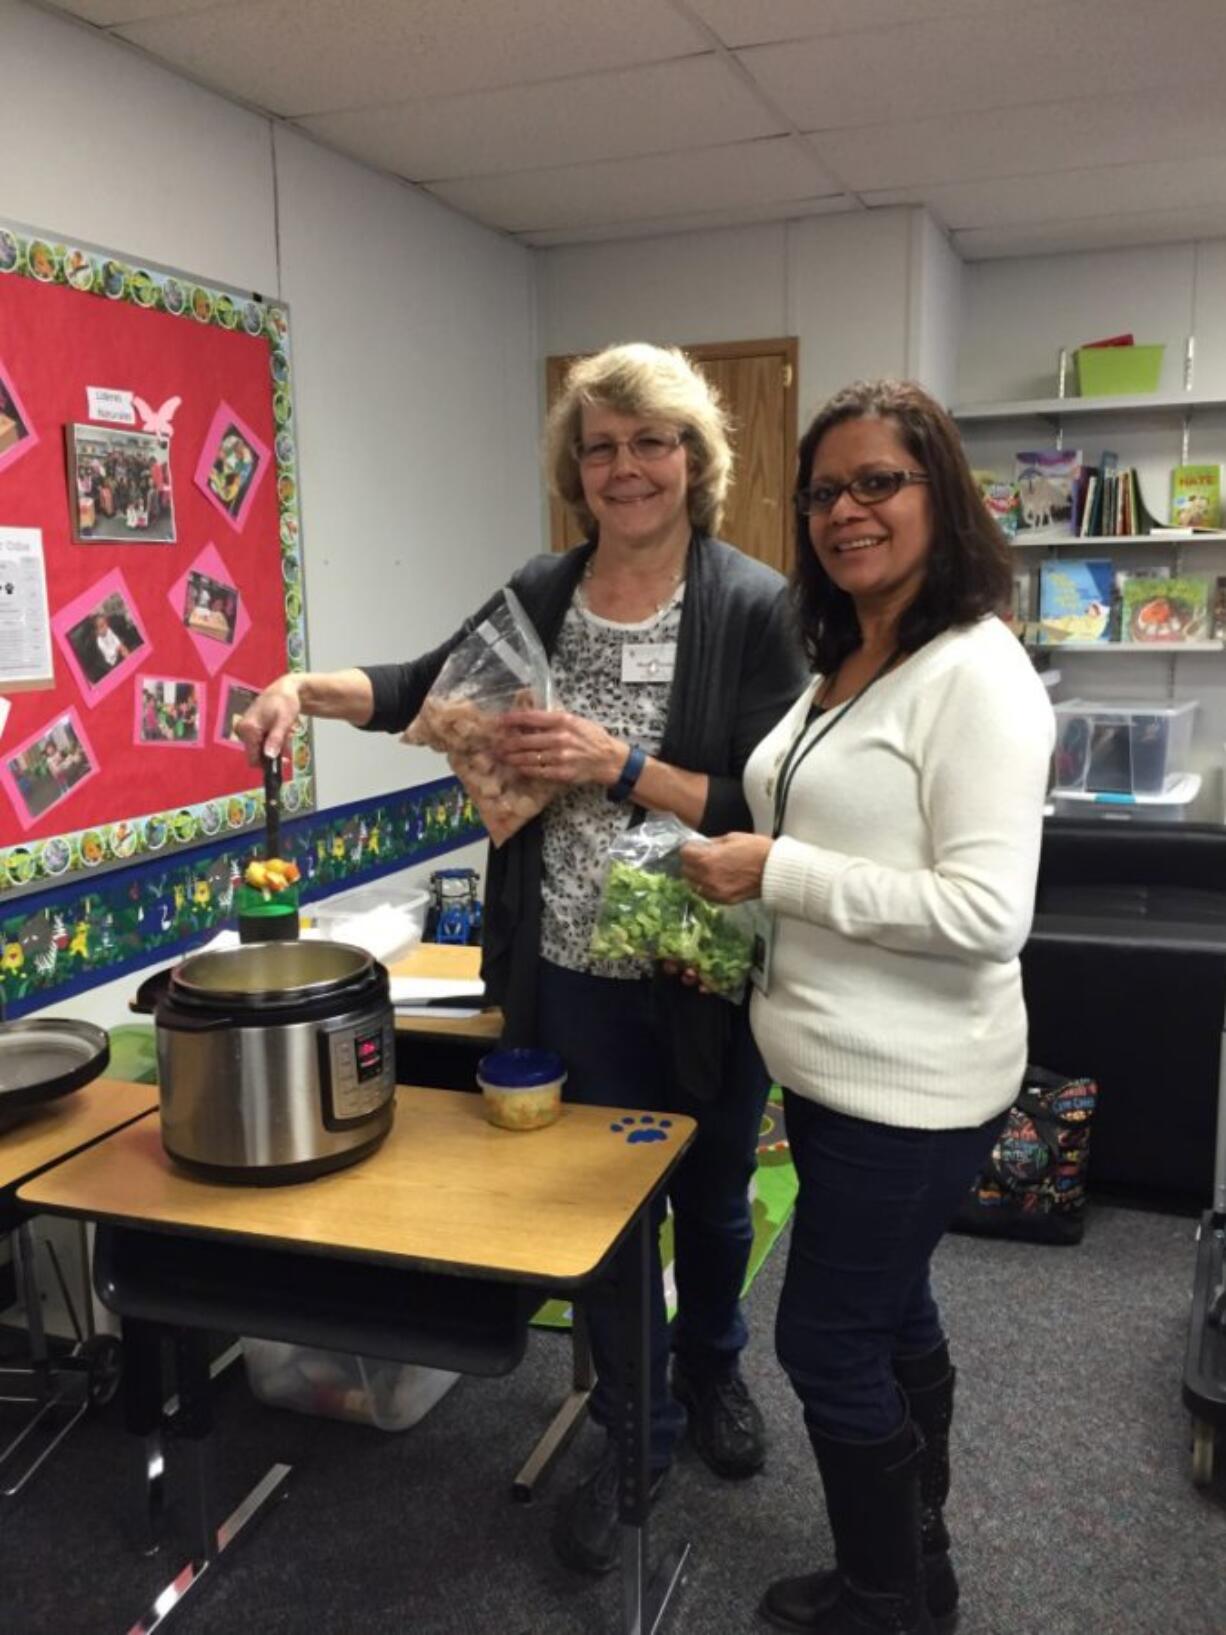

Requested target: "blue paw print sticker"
[{"left": 609, "top": 1115, "right": 672, "bottom": 1144}]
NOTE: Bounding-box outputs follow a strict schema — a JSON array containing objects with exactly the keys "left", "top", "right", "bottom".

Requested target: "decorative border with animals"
[
  {"left": 0, "top": 218, "right": 310, "bottom": 897},
  {"left": 0, "top": 776, "right": 482, "bottom": 1017}
]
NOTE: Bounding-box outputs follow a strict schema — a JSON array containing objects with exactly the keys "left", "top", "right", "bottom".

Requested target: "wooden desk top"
[
  {"left": 0, "top": 1078, "right": 158, "bottom": 1195},
  {"left": 390, "top": 943, "right": 502, "bottom": 1041},
  {"left": 19, "top": 1086, "right": 695, "bottom": 1288}
]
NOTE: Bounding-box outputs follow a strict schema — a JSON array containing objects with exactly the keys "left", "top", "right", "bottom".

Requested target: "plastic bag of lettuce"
[{"left": 590, "top": 813, "right": 756, "bottom": 1002}]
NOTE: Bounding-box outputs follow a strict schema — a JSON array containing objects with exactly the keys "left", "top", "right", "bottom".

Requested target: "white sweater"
[{"left": 747, "top": 617, "right": 1055, "bottom": 1130}]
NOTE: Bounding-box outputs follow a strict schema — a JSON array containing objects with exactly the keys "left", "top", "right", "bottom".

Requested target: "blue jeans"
[
  {"left": 776, "top": 1091, "right": 1007, "bottom": 1442},
  {"left": 537, "top": 960, "right": 770, "bottom": 1470}
]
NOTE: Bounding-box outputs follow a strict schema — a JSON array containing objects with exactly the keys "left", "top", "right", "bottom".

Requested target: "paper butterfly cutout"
[{"left": 133, "top": 395, "right": 182, "bottom": 437}]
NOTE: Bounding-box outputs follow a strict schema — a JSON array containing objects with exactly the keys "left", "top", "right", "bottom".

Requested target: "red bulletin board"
[{"left": 0, "top": 222, "right": 311, "bottom": 895}]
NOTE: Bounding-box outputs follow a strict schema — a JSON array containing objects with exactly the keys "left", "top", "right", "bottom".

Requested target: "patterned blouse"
[{"left": 539, "top": 582, "right": 685, "bottom": 977}]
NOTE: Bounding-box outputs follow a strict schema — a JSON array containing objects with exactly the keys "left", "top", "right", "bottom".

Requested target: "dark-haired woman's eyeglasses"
[
  {"left": 575, "top": 430, "right": 687, "bottom": 467},
  {"left": 794, "top": 469, "right": 930, "bottom": 515}
]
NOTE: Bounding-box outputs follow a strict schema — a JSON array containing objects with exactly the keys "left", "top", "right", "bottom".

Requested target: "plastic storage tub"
[
  {"left": 242, "top": 1338, "right": 458, "bottom": 1431},
  {"left": 1050, "top": 771, "right": 1202, "bottom": 823},
  {"left": 1052, "top": 700, "right": 1197, "bottom": 795},
  {"left": 1075, "top": 344, "right": 1165, "bottom": 397},
  {"left": 307, "top": 882, "right": 429, "bottom": 963},
  {"left": 477, "top": 1048, "right": 566, "bottom": 1131}
]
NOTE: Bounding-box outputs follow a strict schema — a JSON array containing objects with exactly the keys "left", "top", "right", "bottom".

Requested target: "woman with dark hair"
[{"left": 681, "top": 380, "right": 1054, "bottom": 1635}]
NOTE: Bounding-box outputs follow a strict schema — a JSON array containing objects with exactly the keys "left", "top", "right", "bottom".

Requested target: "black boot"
[
  {"left": 760, "top": 1351, "right": 960, "bottom": 1635},
  {"left": 894, "top": 1345, "right": 958, "bottom": 1634},
  {"left": 760, "top": 1418, "right": 931, "bottom": 1634}
]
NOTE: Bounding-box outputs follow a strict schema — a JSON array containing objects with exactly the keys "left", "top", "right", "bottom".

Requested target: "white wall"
[
  {"left": 272, "top": 125, "right": 541, "bottom": 809},
  {"left": 907, "top": 211, "right": 963, "bottom": 408},
  {"left": 957, "top": 241, "right": 1226, "bottom": 799},
  {"left": 0, "top": 0, "right": 537, "bottom": 1024},
  {"left": 537, "top": 206, "right": 951, "bottom": 423}
]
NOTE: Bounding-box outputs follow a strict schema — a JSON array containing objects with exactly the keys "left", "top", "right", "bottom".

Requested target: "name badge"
[
  {"left": 621, "top": 642, "right": 677, "bottom": 684},
  {"left": 749, "top": 907, "right": 776, "bottom": 998}
]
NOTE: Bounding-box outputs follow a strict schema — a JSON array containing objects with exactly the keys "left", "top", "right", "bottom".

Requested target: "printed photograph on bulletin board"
[{"left": 0, "top": 221, "right": 310, "bottom": 896}]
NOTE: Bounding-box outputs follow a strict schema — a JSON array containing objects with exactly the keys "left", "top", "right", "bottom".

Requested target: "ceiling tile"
[
  {"left": 956, "top": 204, "right": 1226, "bottom": 260},
  {"left": 428, "top": 136, "right": 838, "bottom": 233},
  {"left": 112, "top": 0, "right": 711, "bottom": 116},
  {"left": 520, "top": 194, "right": 855, "bottom": 247},
  {"left": 810, "top": 84, "right": 1226, "bottom": 194},
  {"left": 869, "top": 154, "right": 1226, "bottom": 232},
  {"left": 687, "top": 0, "right": 1019, "bottom": 49},
  {"left": 739, "top": 0, "right": 1224, "bottom": 131},
  {"left": 298, "top": 56, "right": 783, "bottom": 182},
  {"left": 45, "top": 1, "right": 212, "bottom": 22}
]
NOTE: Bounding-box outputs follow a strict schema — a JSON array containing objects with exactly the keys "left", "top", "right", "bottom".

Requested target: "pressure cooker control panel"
[{"left": 321, "top": 1015, "right": 395, "bottom": 1126}]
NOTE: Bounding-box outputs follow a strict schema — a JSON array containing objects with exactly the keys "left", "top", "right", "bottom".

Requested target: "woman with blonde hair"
[{"left": 239, "top": 341, "right": 807, "bottom": 1571}]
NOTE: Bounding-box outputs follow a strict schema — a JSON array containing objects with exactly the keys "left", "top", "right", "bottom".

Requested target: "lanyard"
[{"left": 770, "top": 650, "right": 899, "bottom": 838}]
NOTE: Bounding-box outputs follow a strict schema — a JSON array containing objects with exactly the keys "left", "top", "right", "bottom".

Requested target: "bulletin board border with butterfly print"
[{"left": 0, "top": 217, "right": 312, "bottom": 900}]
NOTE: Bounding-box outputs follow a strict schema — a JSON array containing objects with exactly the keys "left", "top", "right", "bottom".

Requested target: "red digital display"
[{"left": 355, "top": 1027, "right": 385, "bottom": 1084}]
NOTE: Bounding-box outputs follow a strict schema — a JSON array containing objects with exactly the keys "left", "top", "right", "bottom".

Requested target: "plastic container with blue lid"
[{"left": 477, "top": 1048, "right": 566, "bottom": 1130}]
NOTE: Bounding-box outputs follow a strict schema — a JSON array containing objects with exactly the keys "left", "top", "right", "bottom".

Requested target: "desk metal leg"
[
  {"left": 123, "top": 1325, "right": 291, "bottom": 1635},
  {"left": 617, "top": 1213, "right": 689, "bottom": 1635},
  {"left": 0, "top": 1222, "right": 92, "bottom": 1498},
  {"left": 123, "top": 1318, "right": 169, "bottom": 1555},
  {"left": 512, "top": 1305, "right": 595, "bottom": 1502}
]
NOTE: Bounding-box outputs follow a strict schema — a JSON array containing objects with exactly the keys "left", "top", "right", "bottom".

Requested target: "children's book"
[
  {"left": 1169, "top": 465, "right": 1221, "bottom": 529},
  {"left": 972, "top": 470, "right": 1020, "bottom": 540},
  {"left": 1111, "top": 564, "right": 1169, "bottom": 641},
  {"left": 1037, "top": 558, "right": 1113, "bottom": 645},
  {"left": 1010, "top": 568, "right": 1034, "bottom": 628},
  {"left": 1014, "top": 449, "right": 1083, "bottom": 540},
  {"left": 1120, "top": 574, "right": 1212, "bottom": 644},
  {"left": 1078, "top": 471, "right": 1098, "bottom": 537},
  {"left": 1091, "top": 450, "right": 1118, "bottom": 536}
]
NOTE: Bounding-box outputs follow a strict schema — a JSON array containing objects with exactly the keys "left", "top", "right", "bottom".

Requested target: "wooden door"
[{"left": 545, "top": 338, "right": 798, "bottom": 573}]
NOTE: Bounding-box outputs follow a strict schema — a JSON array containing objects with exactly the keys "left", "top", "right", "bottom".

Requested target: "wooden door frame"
[{"left": 545, "top": 337, "right": 799, "bottom": 553}]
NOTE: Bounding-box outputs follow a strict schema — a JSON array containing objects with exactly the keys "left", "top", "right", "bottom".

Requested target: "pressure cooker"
[{"left": 154, "top": 940, "right": 396, "bottom": 1184}]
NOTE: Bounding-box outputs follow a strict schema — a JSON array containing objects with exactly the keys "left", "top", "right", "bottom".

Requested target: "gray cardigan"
[{"left": 362, "top": 533, "right": 809, "bottom": 1097}]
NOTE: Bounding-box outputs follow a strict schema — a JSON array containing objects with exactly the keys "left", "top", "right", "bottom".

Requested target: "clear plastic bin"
[
  {"left": 242, "top": 1338, "right": 458, "bottom": 1431},
  {"left": 306, "top": 882, "right": 429, "bottom": 964},
  {"left": 1052, "top": 700, "right": 1197, "bottom": 796},
  {"left": 1050, "top": 771, "right": 1202, "bottom": 823}
]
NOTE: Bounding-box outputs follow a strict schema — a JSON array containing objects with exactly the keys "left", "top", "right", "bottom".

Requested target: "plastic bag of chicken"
[{"left": 402, "top": 588, "right": 558, "bottom": 846}]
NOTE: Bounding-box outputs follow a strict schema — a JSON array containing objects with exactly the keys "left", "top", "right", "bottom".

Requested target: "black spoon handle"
[{"left": 264, "top": 752, "right": 282, "bottom": 859}]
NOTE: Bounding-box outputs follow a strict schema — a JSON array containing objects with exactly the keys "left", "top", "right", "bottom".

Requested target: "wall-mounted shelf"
[
  {"left": 1012, "top": 531, "right": 1226, "bottom": 549},
  {"left": 953, "top": 391, "right": 1226, "bottom": 421},
  {"left": 1026, "top": 641, "right": 1224, "bottom": 654}
]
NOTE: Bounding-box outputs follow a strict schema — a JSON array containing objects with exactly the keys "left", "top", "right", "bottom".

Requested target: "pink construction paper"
[
  {"left": 53, "top": 567, "right": 152, "bottom": 707},
  {"left": 193, "top": 401, "right": 270, "bottom": 532},
  {"left": 0, "top": 357, "right": 40, "bottom": 477},
  {"left": 134, "top": 674, "right": 207, "bottom": 750},
  {"left": 0, "top": 705, "right": 101, "bottom": 832},
  {"left": 215, "top": 673, "right": 263, "bottom": 749},
  {"left": 168, "top": 543, "right": 250, "bottom": 677}
]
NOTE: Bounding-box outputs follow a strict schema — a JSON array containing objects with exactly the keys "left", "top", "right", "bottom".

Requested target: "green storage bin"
[{"left": 1075, "top": 344, "right": 1165, "bottom": 397}]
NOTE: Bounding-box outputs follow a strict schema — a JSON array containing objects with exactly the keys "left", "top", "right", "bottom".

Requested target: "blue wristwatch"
[{"left": 607, "top": 743, "right": 647, "bottom": 803}]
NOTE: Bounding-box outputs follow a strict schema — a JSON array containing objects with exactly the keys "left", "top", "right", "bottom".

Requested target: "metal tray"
[{"left": 0, "top": 1019, "right": 111, "bottom": 1126}]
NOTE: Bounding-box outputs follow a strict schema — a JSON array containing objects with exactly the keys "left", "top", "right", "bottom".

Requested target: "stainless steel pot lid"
[
  {"left": 168, "top": 940, "right": 379, "bottom": 1007},
  {"left": 0, "top": 1019, "right": 111, "bottom": 1111}
]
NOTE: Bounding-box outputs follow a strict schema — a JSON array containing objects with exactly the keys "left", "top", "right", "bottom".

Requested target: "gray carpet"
[{"left": 4, "top": 1202, "right": 1225, "bottom": 1635}]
